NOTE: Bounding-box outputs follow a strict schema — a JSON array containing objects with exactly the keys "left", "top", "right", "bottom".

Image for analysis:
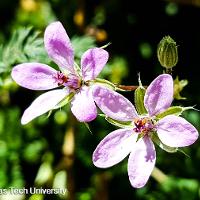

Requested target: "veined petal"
[
  {"left": 93, "top": 85, "right": 138, "bottom": 121},
  {"left": 93, "top": 129, "right": 137, "bottom": 168},
  {"left": 81, "top": 48, "right": 109, "bottom": 81},
  {"left": 157, "top": 115, "right": 198, "bottom": 147},
  {"left": 44, "top": 21, "right": 74, "bottom": 73},
  {"left": 21, "top": 89, "right": 69, "bottom": 125},
  {"left": 71, "top": 86, "right": 97, "bottom": 122},
  {"left": 11, "top": 63, "right": 58, "bottom": 90},
  {"left": 144, "top": 74, "right": 173, "bottom": 116},
  {"left": 128, "top": 136, "right": 156, "bottom": 188}
]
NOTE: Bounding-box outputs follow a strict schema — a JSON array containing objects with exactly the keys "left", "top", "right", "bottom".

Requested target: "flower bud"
[{"left": 157, "top": 36, "right": 178, "bottom": 69}]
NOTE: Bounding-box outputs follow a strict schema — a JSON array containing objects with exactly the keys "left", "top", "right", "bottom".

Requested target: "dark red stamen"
[
  {"left": 56, "top": 72, "right": 68, "bottom": 86},
  {"left": 133, "top": 118, "right": 153, "bottom": 134}
]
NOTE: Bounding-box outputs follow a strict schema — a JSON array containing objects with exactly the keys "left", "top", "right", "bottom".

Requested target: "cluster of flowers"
[{"left": 11, "top": 21, "right": 199, "bottom": 188}]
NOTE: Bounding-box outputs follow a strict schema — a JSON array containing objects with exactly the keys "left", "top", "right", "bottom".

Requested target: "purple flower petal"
[
  {"left": 93, "top": 85, "right": 138, "bottom": 121},
  {"left": 93, "top": 129, "right": 137, "bottom": 168},
  {"left": 81, "top": 48, "right": 109, "bottom": 81},
  {"left": 128, "top": 136, "right": 156, "bottom": 188},
  {"left": 21, "top": 89, "right": 68, "bottom": 125},
  {"left": 71, "top": 86, "right": 97, "bottom": 122},
  {"left": 44, "top": 21, "right": 74, "bottom": 73},
  {"left": 157, "top": 115, "right": 198, "bottom": 147},
  {"left": 144, "top": 74, "right": 173, "bottom": 116},
  {"left": 11, "top": 63, "right": 58, "bottom": 90}
]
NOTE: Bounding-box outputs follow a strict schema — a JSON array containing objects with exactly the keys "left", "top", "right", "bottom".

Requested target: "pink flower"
[
  {"left": 11, "top": 21, "right": 108, "bottom": 124},
  {"left": 92, "top": 74, "right": 198, "bottom": 188}
]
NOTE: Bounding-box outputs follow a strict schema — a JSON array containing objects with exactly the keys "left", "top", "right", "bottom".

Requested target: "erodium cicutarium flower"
[
  {"left": 92, "top": 74, "right": 199, "bottom": 188},
  {"left": 11, "top": 21, "right": 109, "bottom": 124}
]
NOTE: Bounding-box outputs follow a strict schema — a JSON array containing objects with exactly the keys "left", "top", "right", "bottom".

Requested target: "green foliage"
[
  {"left": 100, "top": 56, "right": 128, "bottom": 84},
  {"left": 139, "top": 42, "right": 153, "bottom": 59},
  {"left": 165, "top": 3, "right": 179, "bottom": 16},
  {"left": 71, "top": 35, "right": 96, "bottom": 59},
  {"left": 0, "top": 108, "right": 25, "bottom": 188},
  {"left": 161, "top": 176, "right": 199, "bottom": 200},
  {"left": 54, "top": 110, "right": 68, "bottom": 125},
  {"left": 183, "top": 110, "right": 200, "bottom": 130},
  {"left": 15, "top": 0, "right": 56, "bottom": 29},
  {"left": 0, "top": 27, "right": 50, "bottom": 75}
]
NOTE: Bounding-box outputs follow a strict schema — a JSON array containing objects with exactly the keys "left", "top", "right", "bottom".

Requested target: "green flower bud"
[{"left": 157, "top": 36, "right": 178, "bottom": 69}]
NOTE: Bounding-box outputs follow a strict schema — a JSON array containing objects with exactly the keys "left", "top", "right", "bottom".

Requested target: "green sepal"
[
  {"left": 73, "top": 61, "right": 81, "bottom": 75},
  {"left": 92, "top": 78, "right": 116, "bottom": 90},
  {"left": 83, "top": 122, "right": 93, "bottom": 134},
  {"left": 47, "top": 110, "right": 53, "bottom": 118},
  {"left": 156, "top": 106, "right": 195, "bottom": 119},
  {"left": 173, "top": 76, "right": 188, "bottom": 100},
  {"left": 134, "top": 75, "right": 147, "bottom": 115},
  {"left": 54, "top": 92, "right": 75, "bottom": 109},
  {"left": 136, "top": 132, "right": 145, "bottom": 142},
  {"left": 92, "top": 78, "right": 129, "bottom": 92},
  {"left": 152, "top": 134, "right": 178, "bottom": 153},
  {"left": 134, "top": 86, "right": 147, "bottom": 115},
  {"left": 99, "top": 114, "right": 132, "bottom": 129},
  {"left": 100, "top": 42, "right": 111, "bottom": 49},
  {"left": 177, "top": 149, "right": 190, "bottom": 158}
]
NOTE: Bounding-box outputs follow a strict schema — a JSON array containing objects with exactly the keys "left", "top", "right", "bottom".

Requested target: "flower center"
[
  {"left": 56, "top": 71, "right": 68, "bottom": 85},
  {"left": 55, "top": 71, "right": 81, "bottom": 90},
  {"left": 133, "top": 117, "right": 154, "bottom": 135}
]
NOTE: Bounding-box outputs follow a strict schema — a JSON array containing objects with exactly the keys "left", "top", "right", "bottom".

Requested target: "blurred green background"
[{"left": 0, "top": 0, "right": 200, "bottom": 199}]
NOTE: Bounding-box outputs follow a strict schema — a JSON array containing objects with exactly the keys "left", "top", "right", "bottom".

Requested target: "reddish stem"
[{"left": 117, "top": 85, "right": 147, "bottom": 91}]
